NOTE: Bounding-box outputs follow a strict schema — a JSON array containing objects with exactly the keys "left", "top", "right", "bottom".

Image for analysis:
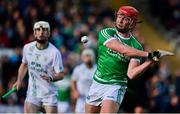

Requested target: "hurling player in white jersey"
[
  {"left": 13, "top": 21, "right": 64, "bottom": 113},
  {"left": 71, "top": 48, "right": 97, "bottom": 113}
]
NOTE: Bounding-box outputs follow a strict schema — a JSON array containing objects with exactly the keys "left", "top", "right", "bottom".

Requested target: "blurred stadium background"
[{"left": 0, "top": 0, "right": 180, "bottom": 113}]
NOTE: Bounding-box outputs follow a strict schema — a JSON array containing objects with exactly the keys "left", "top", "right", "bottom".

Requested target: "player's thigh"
[
  {"left": 24, "top": 101, "right": 41, "bottom": 113},
  {"left": 44, "top": 105, "right": 57, "bottom": 113},
  {"left": 100, "top": 100, "right": 120, "bottom": 113},
  {"left": 100, "top": 84, "right": 126, "bottom": 113},
  {"left": 86, "top": 80, "right": 105, "bottom": 111},
  {"left": 42, "top": 93, "right": 58, "bottom": 113},
  {"left": 85, "top": 103, "right": 101, "bottom": 113}
]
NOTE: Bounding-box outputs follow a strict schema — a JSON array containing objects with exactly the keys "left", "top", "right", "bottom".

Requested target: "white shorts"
[
  {"left": 75, "top": 96, "right": 86, "bottom": 113},
  {"left": 25, "top": 93, "right": 58, "bottom": 107},
  {"left": 57, "top": 101, "right": 70, "bottom": 113},
  {"left": 86, "top": 80, "right": 127, "bottom": 106}
]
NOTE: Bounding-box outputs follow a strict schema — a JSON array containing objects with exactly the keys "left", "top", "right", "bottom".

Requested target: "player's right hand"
[
  {"left": 12, "top": 81, "right": 21, "bottom": 90},
  {"left": 71, "top": 91, "right": 80, "bottom": 100}
]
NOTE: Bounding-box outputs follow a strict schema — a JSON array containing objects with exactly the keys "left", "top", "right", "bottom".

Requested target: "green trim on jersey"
[
  {"left": 94, "top": 28, "right": 143, "bottom": 85},
  {"left": 35, "top": 42, "right": 49, "bottom": 50}
]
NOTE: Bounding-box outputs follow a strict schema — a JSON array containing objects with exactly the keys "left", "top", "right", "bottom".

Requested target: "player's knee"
[
  {"left": 101, "top": 100, "right": 120, "bottom": 113},
  {"left": 85, "top": 103, "right": 100, "bottom": 113},
  {"left": 24, "top": 102, "right": 30, "bottom": 113},
  {"left": 44, "top": 106, "right": 57, "bottom": 113}
]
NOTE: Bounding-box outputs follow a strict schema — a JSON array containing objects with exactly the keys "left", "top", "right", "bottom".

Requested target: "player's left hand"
[
  {"left": 148, "top": 51, "right": 161, "bottom": 61},
  {"left": 41, "top": 75, "right": 51, "bottom": 83},
  {"left": 148, "top": 50, "right": 174, "bottom": 61}
]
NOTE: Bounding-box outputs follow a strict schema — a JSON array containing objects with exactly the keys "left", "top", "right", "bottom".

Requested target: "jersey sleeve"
[
  {"left": 22, "top": 45, "right": 28, "bottom": 63},
  {"left": 53, "top": 51, "right": 64, "bottom": 73},
  {"left": 98, "top": 28, "right": 116, "bottom": 46},
  {"left": 71, "top": 67, "right": 79, "bottom": 81},
  {"left": 131, "top": 39, "right": 144, "bottom": 63}
]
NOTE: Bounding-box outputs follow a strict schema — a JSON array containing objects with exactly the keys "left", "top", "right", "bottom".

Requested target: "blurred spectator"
[
  {"left": 166, "top": 94, "right": 180, "bottom": 112},
  {"left": 157, "top": 61, "right": 172, "bottom": 81},
  {"left": 147, "top": 74, "right": 170, "bottom": 112},
  {"left": 134, "top": 105, "right": 144, "bottom": 114},
  {"left": 175, "top": 69, "right": 180, "bottom": 96},
  {"left": 70, "top": 48, "right": 96, "bottom": 113},
  {"left": 0, "top": 25, "right": 9, "bottom": 48},
  {"left": 149, "top": 0, "right": 180, "bottom": 32},
  {"left": 4, "top": 19, "right": 14, "bottom": 41},
  {"left": 55, "top": 66, "right": 71, "bottom": 113},
  {"left": 50, "top": 27, "right": 64, "bottom": 49}
]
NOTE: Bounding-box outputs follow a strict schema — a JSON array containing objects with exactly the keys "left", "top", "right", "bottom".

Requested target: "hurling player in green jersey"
[{"left": 86, "top": 6, "right": 160, "bottom": 113}]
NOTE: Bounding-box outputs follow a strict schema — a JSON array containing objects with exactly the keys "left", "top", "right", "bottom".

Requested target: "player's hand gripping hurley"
[{"left": 148, "top": 49, "right": 174, "bottom": 61}]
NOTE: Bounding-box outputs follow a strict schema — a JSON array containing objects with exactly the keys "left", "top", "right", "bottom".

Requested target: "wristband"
[{"left": 147, "top": 52, "right": 152, "bottom": 59}]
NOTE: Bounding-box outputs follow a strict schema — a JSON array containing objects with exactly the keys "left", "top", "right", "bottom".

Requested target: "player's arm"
[
  {"left": 41, "top": 72, "right": 64, "bottom": 82},
  {"left": 13, "top": 62, "right": 28, "bottom": 90},
  {"left": 105, "top": 39, "right": 148, "bottom": 57},
  {"left": 127, "top": 59, "right": 154, "bottom": 79},
  {"left": 70, "top": 80, "right": 80, "bottom": 100},
  {"left": 49, "top": 51, "right": 65, "bottom": 81},
  {"left": 100, "top": 29, "right": 159, "bottom": 60},
  {"left": 70, "top": 68, "right": 80, "bottom": 101},
  {"left": 70, "top": 79, "right": 79, "bottom": 112},
  {"left": 52, "top": 72, "right": 64, "bottom": 81},
  {"left": 70, "top": 80, "right": 77, "bottom": 94}
]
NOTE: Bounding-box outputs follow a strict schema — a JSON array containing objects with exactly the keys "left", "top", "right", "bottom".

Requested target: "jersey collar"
[
  {"left": 35, "top": 42, "right": 49, "bottom": 50},
  {"left": 116, "top": 30, "right": 131, "bottom": 40}
]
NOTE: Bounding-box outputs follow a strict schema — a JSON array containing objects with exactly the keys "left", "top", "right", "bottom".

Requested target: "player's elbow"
[{"left": 127, "top": 71, "right": 136, "bottom": 79}]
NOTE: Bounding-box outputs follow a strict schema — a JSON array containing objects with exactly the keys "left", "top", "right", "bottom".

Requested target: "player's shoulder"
[
  {"left": 130, "top": 35, "right": 142, "bottom": 46},
  {"left": 23, "top": 41, "right": 36, "bottom": 50},
  {"left": 101, "top": 27, "right": 116, "bottom": 31},
  {"left": 48, "top": 43, "right": 61, "bottom": 53},
  {"left": 99, "top": 27, "right": 116, "bottom": 34},
  {"left": 130, "top": 34, "right": 143, "bottom": 50},
  {"left": 99, "top": 27, "right": 116, "bottom": 40},
  {"left": 74, "top": 63, "right": 85, "bottom": 71},
  {"left": 76, "top": 63, "right": 84, "bottom": 69},
  {"left": 93, "top": 64, "right": 97, "bottom": 69}
]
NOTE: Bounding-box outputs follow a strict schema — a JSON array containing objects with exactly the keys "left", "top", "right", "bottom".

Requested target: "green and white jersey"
[
  {"left": 93, "top": 28, "right": 143, "bottom": 86},
  {"left": 22, "top": 41, "right": 64, "bottom": 98}
]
